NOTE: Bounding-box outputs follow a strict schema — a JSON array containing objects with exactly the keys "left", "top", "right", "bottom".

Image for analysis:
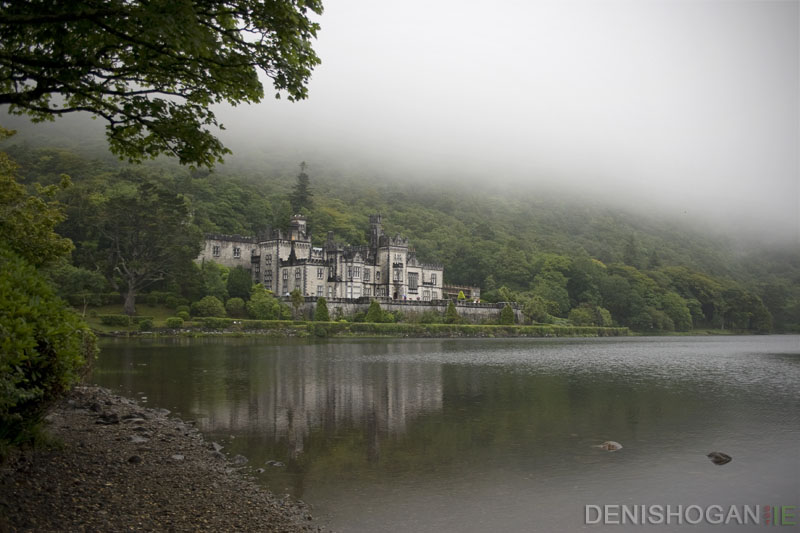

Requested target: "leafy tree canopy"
[
  {"left": 89, "top": 181, "right": 203, "bottom": 315},
  {"left": 3, "top": 143, "right": 797, "bottom": 333},
  {"left": 247, "top": 284, "right": 286, "bottom": 320},
  {"left": 0, "top": 0, "right": 323, "bottom": 166},
  {"left": 0, "top": 128, "right": 73, "bottom": 266},
  {"left": 226, "top": 265, "right": 253, "bottom": 301}
]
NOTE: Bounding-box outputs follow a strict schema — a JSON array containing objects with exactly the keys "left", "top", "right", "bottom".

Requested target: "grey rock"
[
  {"left": 129, "top": 435, "right": 149, "bottom": 444},
  {"left": 171, "top": 454, "right": 185, "bottom": 461},
  {"left": 230, "top": 454, "right": 248, "bottom": 466},
  {"left": 707, "top": 452, "right": 732, "bottom": 465}
]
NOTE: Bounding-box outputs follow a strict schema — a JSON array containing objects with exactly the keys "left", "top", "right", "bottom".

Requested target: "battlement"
[{"left": 204, "top": 233, "right": 256, "bottom": 244}]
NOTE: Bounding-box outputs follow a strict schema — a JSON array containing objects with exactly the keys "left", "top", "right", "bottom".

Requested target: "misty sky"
[
  {"left": 217, "top": 0, "right": 799, "bottom": 242},
  {"left": 2, "top": 1, "right": 797, "bottom": 242}
]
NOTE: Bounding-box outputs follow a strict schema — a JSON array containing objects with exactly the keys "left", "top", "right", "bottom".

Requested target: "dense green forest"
[{"left": 4, "top": 140, "right": 799, "bottom": 333}]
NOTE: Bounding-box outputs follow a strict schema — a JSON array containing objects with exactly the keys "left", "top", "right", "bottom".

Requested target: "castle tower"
[
  {"left": 369, "top": 214, "right": 383, "bottom": 249},
  {"left": 289, "top": 215, "right": 308, "bottom": 242}
]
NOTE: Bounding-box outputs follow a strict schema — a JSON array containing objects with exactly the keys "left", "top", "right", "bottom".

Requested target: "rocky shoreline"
[{"left": 0, "top": 386, "right": 325, "bottom": 532}]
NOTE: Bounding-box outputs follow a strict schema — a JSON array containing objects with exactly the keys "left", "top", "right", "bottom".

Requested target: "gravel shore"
[{"left": 0, "top": 386, "right": 325, "bottom": 532}]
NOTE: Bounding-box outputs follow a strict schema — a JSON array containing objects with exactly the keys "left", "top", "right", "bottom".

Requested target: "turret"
[
  {"left": 369, "top": 214, "right": 383, "bottom": 249},
  {"left": 289, "top": 214, "right": 308, "bottom": 242}
]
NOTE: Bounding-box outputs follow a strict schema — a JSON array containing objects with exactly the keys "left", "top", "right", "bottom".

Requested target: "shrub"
[
  {"left": 191, "top": 295, "right": 226, "bottom": 317},
  {"left": 247, "top": 284, "right": 284, "bottom": 320},
  {"left": 176, "top": 310, "right": 190, "bottom": 321},
  {"left": 225, "top": 297, "right": 247, "bottom": 318},
  {"left": 0, "top": 246, "right": 97, "bottom": 448},
  {"left": 499, "top": 304, "right": 515, "bottom": 325},
  {"left": 165, "top": 317, "right": 184, "bottom": 328},
  {"left": 131, "top": 315, "right": 155, "bottom": 324},
  {"left": 137, "top": 319, "right": 154, "bottom": 331},
  {"left": 99, "top": 314, "right": 131, "bottom": 327},
  {"left": 444, "top": 301, "right": 460, "bottom": 324},
  {"left": 365, "top": 300, "right": 383, "bottom": 323},
  {"left": 164, "top": 295, "right": 179, "bottom": 309},
  {"left": 314, "top": 297, "right": 330, "bottom": 321},
  {"left": 144, "top": 293, "right": 159, "bottom": 306},
  {"left": 176, "top": 305, "right": 190, "bottom": 315}
]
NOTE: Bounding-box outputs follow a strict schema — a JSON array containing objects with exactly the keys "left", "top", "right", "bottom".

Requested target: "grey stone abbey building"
[{"left": 198, "top": 215, "right": 446, "bottom": 301}]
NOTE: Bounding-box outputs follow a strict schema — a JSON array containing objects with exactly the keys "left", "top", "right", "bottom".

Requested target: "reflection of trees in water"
[{"left": 193, "top": 344, "right": 443, "bottom": 460}]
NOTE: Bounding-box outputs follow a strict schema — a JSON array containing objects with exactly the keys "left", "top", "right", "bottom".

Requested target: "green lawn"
[{"left": 78, "top": 303, "right": 191, "bottom": 332}]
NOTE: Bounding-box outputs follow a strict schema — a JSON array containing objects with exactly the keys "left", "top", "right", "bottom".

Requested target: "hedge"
[
  {"left": 99, "top": 314, "right": 131, "bottom": 326},
  {"left": 190, "top": 319, "right": 628, "bottom": 337}
]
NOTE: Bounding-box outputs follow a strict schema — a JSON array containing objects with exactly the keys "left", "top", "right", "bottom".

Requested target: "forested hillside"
[{"left": 4, "top": 140, "right": 799, "bottom": 333}]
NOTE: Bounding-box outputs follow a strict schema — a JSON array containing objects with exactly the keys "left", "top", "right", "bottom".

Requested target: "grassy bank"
[{"left": 89, "top": 314, "right": 629, "bottom": 338}]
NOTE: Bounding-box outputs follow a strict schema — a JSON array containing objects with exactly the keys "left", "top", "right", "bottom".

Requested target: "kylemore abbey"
[{"left": 198, "top": 214, "right": 475, "bottom": 303}]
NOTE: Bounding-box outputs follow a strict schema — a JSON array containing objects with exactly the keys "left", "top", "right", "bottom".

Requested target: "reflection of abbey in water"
[
  {"left": 194, "top": 344, "right": 443, "bottom": 458},
  {"left": 199, "top": 214, "right": 457, "bottom": 301}
]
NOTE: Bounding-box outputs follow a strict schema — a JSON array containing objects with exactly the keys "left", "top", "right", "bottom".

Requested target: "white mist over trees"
[{"left": 2, "top": 0, "right": 797, "bottom": 244}]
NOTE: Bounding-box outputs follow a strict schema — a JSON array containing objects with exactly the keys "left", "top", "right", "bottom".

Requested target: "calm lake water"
[{"left": 93, "top": 336, "right": 800, "bottom": 532}]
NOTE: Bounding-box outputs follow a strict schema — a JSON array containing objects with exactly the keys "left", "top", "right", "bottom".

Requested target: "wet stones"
[{"left": 95, "top": 413, "right": 119, "bottom": 425}]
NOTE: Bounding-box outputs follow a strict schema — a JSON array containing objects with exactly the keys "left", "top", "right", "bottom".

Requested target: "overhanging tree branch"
[{"left": 0, "top": 0, "right": 323, "bottom": 166}]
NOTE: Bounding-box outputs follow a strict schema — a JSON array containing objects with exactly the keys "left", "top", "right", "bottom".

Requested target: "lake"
[{"left": 93, "top": 336, "right": 800, "bottom": 532}]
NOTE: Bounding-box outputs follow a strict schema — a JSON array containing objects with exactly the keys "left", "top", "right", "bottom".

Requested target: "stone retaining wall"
[{"left": 294, "top": 298, "right": 523, "bottom": 324}]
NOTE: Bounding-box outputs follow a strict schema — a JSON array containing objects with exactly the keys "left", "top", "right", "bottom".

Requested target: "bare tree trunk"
[{"left": 123, "top": 287, "right": 137, "bottom": 316}]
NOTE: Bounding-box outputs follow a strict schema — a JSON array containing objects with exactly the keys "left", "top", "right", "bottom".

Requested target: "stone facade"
[{"left": 198, "top": 215, "right": 445, "bottom": 301}]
